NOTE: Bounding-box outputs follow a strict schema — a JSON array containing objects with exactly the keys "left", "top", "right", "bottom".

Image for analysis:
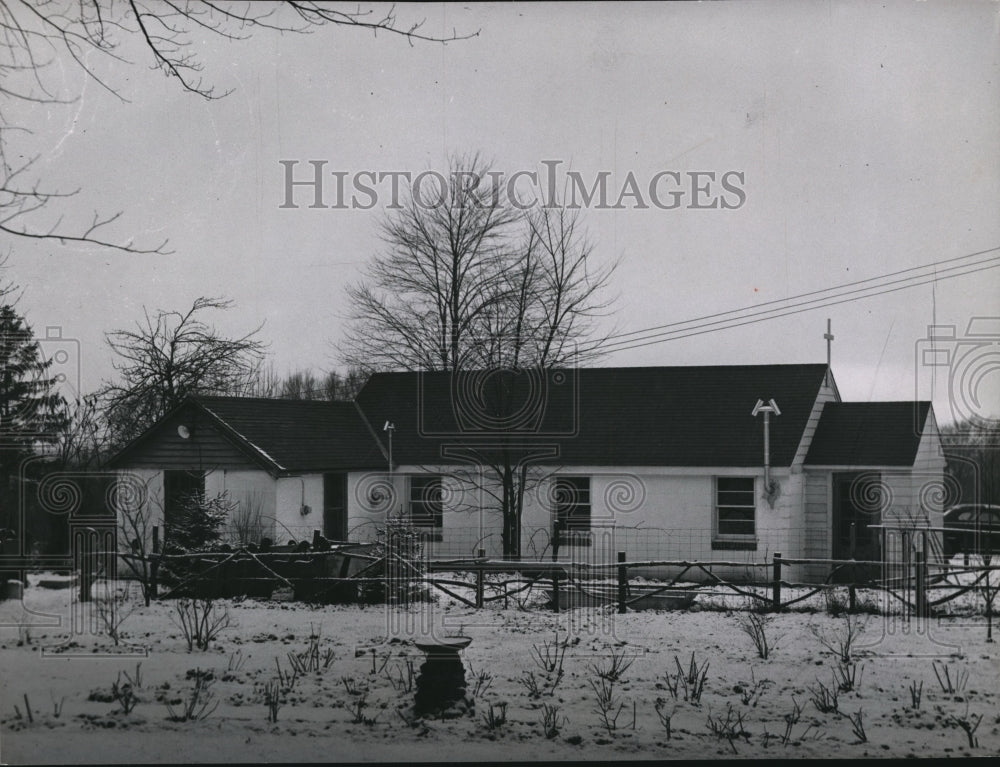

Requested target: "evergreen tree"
[{"left": 0, "top": 305, "right": 69, "bottom": 539}]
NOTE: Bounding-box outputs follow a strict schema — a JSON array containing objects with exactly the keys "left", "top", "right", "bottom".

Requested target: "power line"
[
  {"left": 283, "top": 244, "right": 1000, "bottom": 395},
  {"left": 601, "top": 260, "right": 1000, "bottom": 355},
  {"left": 599, "top": 248, "right": 1000, "bottom": 356},
  {"left": 604, "top": 245, "right": 1000, "bottom": 344}
]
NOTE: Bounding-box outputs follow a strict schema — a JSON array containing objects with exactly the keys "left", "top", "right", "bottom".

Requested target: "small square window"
[
  {"left": 715, "top": 477, "right": 756, "bottom": 539},
  {"left": 553, "top": 477, "right": 591, "bottom": 546}
]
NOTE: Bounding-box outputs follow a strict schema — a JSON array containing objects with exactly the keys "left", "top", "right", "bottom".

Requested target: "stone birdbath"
[{"left": 411, "top": 636, "right": 473, "bottom": 718}]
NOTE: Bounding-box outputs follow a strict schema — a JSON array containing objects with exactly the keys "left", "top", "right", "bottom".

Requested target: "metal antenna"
[{"left": 824, "top": 318, "right": 835, "bottom": 387}]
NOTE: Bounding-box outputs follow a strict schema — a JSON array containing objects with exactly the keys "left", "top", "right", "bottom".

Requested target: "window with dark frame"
[
  {"left": 714, "top": 477, "right": 756, "bottom": 546},
  {"left": 409, "top": 475, "right": 443, "bottom": 540},
  {"left": 553, "top": 476, "right": 591, "bottom": 546}
]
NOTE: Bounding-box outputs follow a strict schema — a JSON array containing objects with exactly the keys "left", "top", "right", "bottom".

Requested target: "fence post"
[
  {"left": 914, "top": 550, "right": 926, "bottom": 620},
  {"left": 552, "top": 566, "right": 561, "bottom": 613},
  {"left": 475, "top": 549, "right": 485, "bottom": 609},
  {"left": 772, "top": 552, "right": 782, "bottom": 611},
  {"left": 901, "top": 531, "right": 911, "bottom": 618},
  {"left": 150, "top": 526, "right": 160, "bottom": 599},
  {"left": 848, "top": 523, "right": 857, "bottom": 613},
  {"left": 617, "top": 551, "right": 628, "bottom": 614}
]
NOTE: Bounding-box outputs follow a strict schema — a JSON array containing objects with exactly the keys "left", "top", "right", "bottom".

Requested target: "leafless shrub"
[
  {"left": 590, "top": 676, "right": 627, "bottom": 735},
  {"left": 673, "top": 652, "right": 709, "bottom": 704},
  {"left": 736, "top": 667, "right": 771, "bottom": 707},
  {"left": 274, "top": 657, "right": 300, "bottom": 692},
  {"left": 112, "top": 672, "right": 139, "bottom": 714},
  {"left": 286, "top": 651, "right": 307, "bottom": 676},
  {"left": 654, "top": 697, "right": 676, "bottom": 740},
  {"left": 285, "top": 625, "right": 334, "bottom": 675},
  {"left": 369, "top": 647, "right": 391, "bottom": 676},
  {"left": 834, "top": 660, "right": 864, "bottom": 693},
  {"left": 14, "top": 694, "right": 33, "bottom": 724},
  {"left": 760, "top": 725, "right": 774, "bottom": 749},
  {"left": 384, "top": 659, "right": 416, "bottom": 693},
  {"left": 171, "top": 598, "right": 231, "bottom": 652},
  {"left": 122, "top": 662, "right": 143, "bottom": 689},
  {"left": 349, "top": 694, "right": 376, "bottom": 725},
  {"left": 264, "top": 679, "right": 281, "bottom": 723},
  {"left": 736, "top": 609, "right": 780, "bottom": 660},
  {"left": 519, "top": 671, "right": 544, "bottom": 699},
  {"left": 661, "top": 669, "right": 680, "bottom": 700},
  {"left": 227, "top": 650, "right": 246, "bottom": 674},
  {"left": 588, "top": 647, "right": 637, "bottom": 682},
  {"left": 781, "top": 697, "right": 802, "bottom": 746},
  {"left": 95, "top": 581, "right": 138, "bottom": 646},
  {"left": 531, "top": 634, "right": 567, "bottom": 675},
  {"left": 808, "top": 678, "right": 839, "bottom": 714},
  {"left": 706, "top": 703, "right": 750, "bottom": 754},
  {"left": 482, "top": 701, "right": 507, "bottom": 731},
  {"left": 541, "top": 703, "right": 566, "bottom": 739},
  {"left": 931, "top": 661, "right": 968, "bottom": 694},
  {"left": 341, "top": 676, "right": 367, "bottom": 696},
  {"left": 908, "top": 679, "right": 923, "bottom": 710},
  {"left": 809, "top": 614, "right": 868, "bottom": 664},
  {"left": 166, "top": 671, "right": 218, "bottom": 722},
  {"left": 948, "top": 704, "right": 983, "bottom": 748},
  {"left": 846, "top": 708, "right": 867, "bottom": 743},
  {"left": 468, "top": 665, "right": 494, "bottom": 698}
]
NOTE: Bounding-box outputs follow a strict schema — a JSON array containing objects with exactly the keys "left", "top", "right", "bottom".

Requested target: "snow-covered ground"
[{"left": 1, "top": 572, "right": 998, "bottom": 763}]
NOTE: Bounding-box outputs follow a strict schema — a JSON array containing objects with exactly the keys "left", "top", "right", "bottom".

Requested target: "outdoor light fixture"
[
  {"left": 752, "top": 398, "right": 781, "bottom": 507},
  {"left": 177, "top": 423, "right": 193, "bottom": 440}
]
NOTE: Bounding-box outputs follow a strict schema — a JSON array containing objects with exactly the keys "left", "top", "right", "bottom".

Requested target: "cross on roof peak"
[{"left": 824, "top": 318, "right": 834, "bottom": 386}]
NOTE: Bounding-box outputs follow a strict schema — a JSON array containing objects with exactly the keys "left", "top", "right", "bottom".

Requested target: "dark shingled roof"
[
  {"left": 108, "top": 396, "right": 387, "bottom": 474},
  {"left": 193, "top": 397, "right": 386, "bottom": 473},
  {"left": 356, "top": 364, "right": 831, "bottom": 467},
  {"left": 804, "top": 401, "right": 931, "bottom": 466}
]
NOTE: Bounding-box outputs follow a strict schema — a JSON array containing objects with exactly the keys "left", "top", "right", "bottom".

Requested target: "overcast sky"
[{"left": 7, "top": 1, "right": 999, "bottom": 424}]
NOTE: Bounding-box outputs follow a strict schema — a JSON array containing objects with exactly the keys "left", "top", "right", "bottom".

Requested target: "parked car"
[{"left": 942, "top": 504, "right": 1000, "bottom": 557}]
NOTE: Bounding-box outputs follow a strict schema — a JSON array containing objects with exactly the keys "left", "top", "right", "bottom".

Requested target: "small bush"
[
  {"left": 166, "top": 671, "right": 218, "bottom": 722},
  {"left": 736, "top": 609, "right": 779, "bottom": 660},
  {"left": 482, "top": 701, "right": 507, "bottom": 732},
  {"left": 171, "top": 598, "right": 231, "bottom": 652},
  {"left": 588, "top": 647, "right": 637, "bottom": 682},
  {"left": 809, "top": 614, "right": 868, "bottom": 664},
  {"left": 808, "top": 678, "right": 838, "bottom": 714},
  {"left": 846, "top": 708, "right": 867, "bottom": 743},
  {"left": 706, "top": 703, "right": 750, "bottom": 754},
  {"left": 931, "top": 661, "right": 968, "bottom": 694},
  {"left": 541, "top": 703, "right": 565, "bottom": 739}
]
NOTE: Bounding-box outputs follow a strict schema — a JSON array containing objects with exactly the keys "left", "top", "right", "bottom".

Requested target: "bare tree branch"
[
  {"left": 0, "top": 1, "right": 479, "bottom": 253},
  {"left": 338, "top": 156, "right": 618, "bottom": 557},
  {"left": 100, "top": 296, "right": 267, "bottom": 447}
]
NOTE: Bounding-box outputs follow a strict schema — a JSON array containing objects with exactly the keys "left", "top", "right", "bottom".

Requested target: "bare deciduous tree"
[
  {"left": 0, "top": 2, "right": 478, "bottom": 254},
  {"left": 340, "top": 157, "right": 617, "bottom": 557},
  {"left": 101, "top": 296, "right": 266, "bottom": 447}
]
